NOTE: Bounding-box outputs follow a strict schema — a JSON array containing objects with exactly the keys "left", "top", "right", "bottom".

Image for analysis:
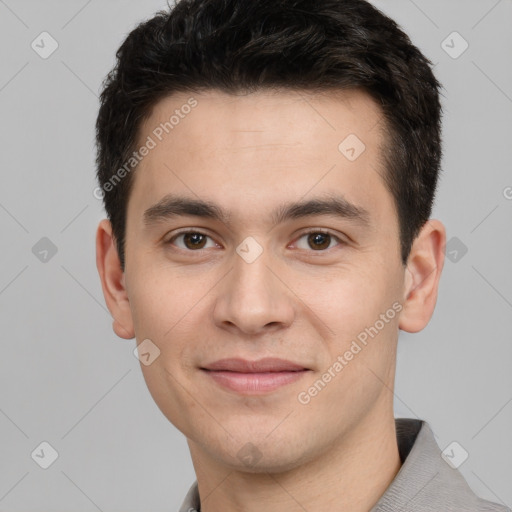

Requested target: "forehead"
[
  {"left": 128, "top": 88, "right": 393, "bottom": 228},
  {"left": 139, "top": 87, "right": 384, "bottom": 153}
]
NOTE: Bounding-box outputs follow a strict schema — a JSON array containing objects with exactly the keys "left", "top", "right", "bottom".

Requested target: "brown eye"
[
  {"left": 294, "top": 230, "right": 343, "bottom": 251},
  {"left": 182, "top": 233, "right": 207, "bottom": 249},
  {"left": 168, "top": 231, "right": 216, "bottom": 251},
  {"left": 307, "top": 232, "right": 331, "bottom": 250}
]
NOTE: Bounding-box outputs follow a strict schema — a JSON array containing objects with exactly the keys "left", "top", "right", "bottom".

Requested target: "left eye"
[{"left": 294, "top": 231, "right": 343, "bottom": 251}]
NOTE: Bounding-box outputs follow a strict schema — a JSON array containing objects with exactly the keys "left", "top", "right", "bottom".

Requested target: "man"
[{"left": 94, "top": 0, "right": 508, "bottom": 510}]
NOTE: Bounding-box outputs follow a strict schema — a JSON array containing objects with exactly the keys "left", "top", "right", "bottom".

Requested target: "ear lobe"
[
  {"left": 398, "top": 219, "right": 446, "bottom": 333},
  {"left": 95, "top": 219, "right": 135, "bottom": 339}
]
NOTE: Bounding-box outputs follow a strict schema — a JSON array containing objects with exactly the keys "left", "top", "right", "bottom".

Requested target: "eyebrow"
[{"left": 142, "top": 193, "right": 371, "bottom": 229}]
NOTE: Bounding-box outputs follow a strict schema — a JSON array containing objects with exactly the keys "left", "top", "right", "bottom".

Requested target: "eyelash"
[{"left": 165, "top": 229, "right": 346, "bottom": 253}]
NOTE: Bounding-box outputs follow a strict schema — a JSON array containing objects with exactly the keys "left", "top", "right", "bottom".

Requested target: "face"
[{"left": 108, "top": 88, "right": 413, "bottom": 472}]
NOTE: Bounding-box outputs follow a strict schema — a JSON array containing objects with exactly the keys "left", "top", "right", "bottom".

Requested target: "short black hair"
[{"left": 95, "top": 0, "right": 443, "bottom": 270}]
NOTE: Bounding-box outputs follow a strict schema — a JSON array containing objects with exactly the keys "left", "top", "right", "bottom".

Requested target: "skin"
[{"left": 96, "top": 88, "right": 445, "bottom": 512}]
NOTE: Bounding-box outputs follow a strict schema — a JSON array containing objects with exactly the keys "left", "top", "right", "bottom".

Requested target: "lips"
[
  {"left": 200, "top": 358, "right": 309, "bottom": 394},
  {"left": 201, "top": 357, "right": 308, "bottom": 373}
]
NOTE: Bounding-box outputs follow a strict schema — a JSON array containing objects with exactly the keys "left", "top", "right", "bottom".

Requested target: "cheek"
[
  {"left": 303, "top": 265, "right": 396, "bottom": 334},
  {"left": 302, "top": 262, "right": 402, "bottom": 385},
  {"left": 128, "top": 269, "right": 209, "bottom": 382},
  {"left": 127, "top": 263, "right": 198, "bottom": 339}
]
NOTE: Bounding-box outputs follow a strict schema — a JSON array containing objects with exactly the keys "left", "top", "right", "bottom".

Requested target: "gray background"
[{"left": 0, "top": 0, "right": 511, "bottom": 510}]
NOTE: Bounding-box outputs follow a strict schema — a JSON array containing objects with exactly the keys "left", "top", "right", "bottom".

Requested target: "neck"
[{"left": 187, "top": 405, "right": 401, "bottom": 512}]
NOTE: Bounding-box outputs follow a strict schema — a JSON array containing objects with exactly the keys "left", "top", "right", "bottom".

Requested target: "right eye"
[{"left": 166, "top": 230, "right": 220, "bottom": 251}]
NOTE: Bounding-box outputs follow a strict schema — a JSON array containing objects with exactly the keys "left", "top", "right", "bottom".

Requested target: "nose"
[{"left": 213, "top": 247, "right": 295, "bottom": 336}]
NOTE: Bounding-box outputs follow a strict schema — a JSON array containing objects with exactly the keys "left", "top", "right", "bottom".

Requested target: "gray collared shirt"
[{"left": 178, "top": 418, "right": 509, "bottom": 512}]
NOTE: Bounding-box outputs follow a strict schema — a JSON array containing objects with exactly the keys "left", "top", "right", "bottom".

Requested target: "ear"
[
  {"left": 95, "top": 219, "right": 134, "bottom": 339},
  {"left": 399, "top": 219, "right": 446, "bottom": 333}
]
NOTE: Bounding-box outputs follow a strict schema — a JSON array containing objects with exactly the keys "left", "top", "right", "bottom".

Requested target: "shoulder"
[{"left": 371, "top": 419, "right": 510, "bottom": 512}]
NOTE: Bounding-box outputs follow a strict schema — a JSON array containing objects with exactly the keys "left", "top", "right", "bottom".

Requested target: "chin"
[{"left": 205, "top": 431, "right": 314, "bottom": 475}]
